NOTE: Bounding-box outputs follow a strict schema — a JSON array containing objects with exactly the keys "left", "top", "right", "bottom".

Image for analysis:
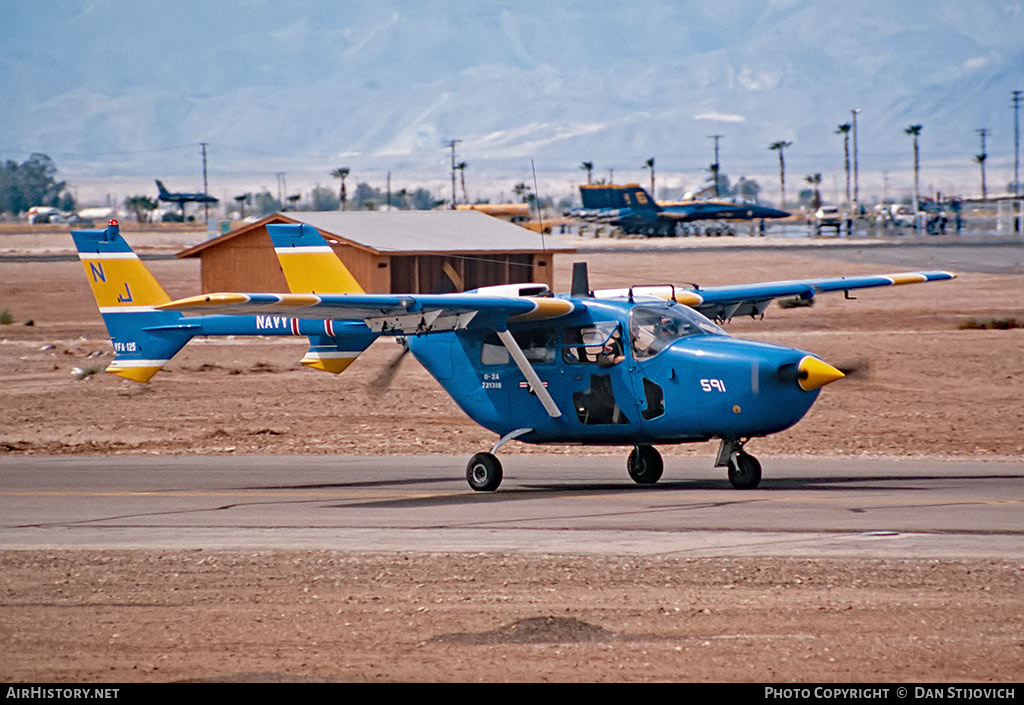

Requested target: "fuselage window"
[
  {"left": 563, "top": 321, "right": 622, "bottom": 366},
  {"left": 480, "top": 328, "right": 556, "bottom": 366}
]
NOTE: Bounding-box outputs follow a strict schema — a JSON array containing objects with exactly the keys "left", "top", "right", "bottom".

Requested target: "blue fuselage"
[{"left": 408, "top": 298, "right": 821, "bottom": 446}]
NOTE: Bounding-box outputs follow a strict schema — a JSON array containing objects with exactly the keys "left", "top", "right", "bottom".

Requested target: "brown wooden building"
[{"left": 177, "top": 210, "right": 574, "bottom": 294}]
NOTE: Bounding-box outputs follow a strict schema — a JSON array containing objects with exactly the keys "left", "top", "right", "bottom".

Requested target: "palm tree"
[
  {"left": 579, "top": 161, "right": 594, "bottom": 185},
  {"left": 513, "top": 182, "right": 532, "bottom": 203},
  {"left": 769, "top": 141, "right": 792, "bottom": 208},
  {"left": 643, "top": 157, "right": 655, "bottom": 197},
  {"left": 233, "top": 193, "right": 251, "bottom": 220},
  {"left": 905, "top": 125, "right": 922, "bottom": 216},
  {"left": 835, "top": 123, "right": 852, "bottom": 211},
  {"left": 330, "top": 167, "right": 350, "bottom": 210},
  {"left": 455, "top": 161, "right": 468, "bottom": 204},
  {"left": 975, "top": 153, "right": 987, "bottom": 200},
  {"left": 805, "top": 173, "right": 822, "bottom": 210}
]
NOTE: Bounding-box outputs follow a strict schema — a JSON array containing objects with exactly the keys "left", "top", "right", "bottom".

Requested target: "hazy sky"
[{"left": 3, "top": 0, "right": 1022, "bottom": 203}]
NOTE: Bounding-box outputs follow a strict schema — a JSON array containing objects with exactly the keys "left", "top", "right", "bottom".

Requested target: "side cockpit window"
[{"left": 630, "top": 304, "right": 725, "bottom": 360}]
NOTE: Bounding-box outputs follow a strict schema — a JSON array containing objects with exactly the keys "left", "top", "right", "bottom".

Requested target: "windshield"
[{"left": 629, "top": 303, "right": 725, "bottom": 359}]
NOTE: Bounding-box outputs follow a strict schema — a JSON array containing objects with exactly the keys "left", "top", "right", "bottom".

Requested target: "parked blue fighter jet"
[
  {"left": 569, "top": 183, "right": 790, "bottom": 236},
  {"left": 72, "top": 220, "right": 954, "bottom": 491}
]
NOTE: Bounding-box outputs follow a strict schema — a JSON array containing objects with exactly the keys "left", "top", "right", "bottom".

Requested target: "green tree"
[
  {"left": 331, "top": 167, "right": 350, "bottom": 210},
  {"left": 804, "top": 173, "right": 822, "bottom": 209},
  {"left": 0, "top": 153, "right": 75, "bottom": 215},
  {"left": 124, "top": 195, "right": 158, "bottom": 223},
  {"left": 769, "top": 141, "right": 793, "bottom": 208},
  {"left": 905, "top": 125, "right": 922, "bottom": 215},
  {"left": 310, "top": 186, "right": 339, "bottom": 211},
  {"left": 579, "top": 161, "right": 593, "bottom": 185},
  {"left": 643, "top": 157, "right": 655, "bottom": 197},
  {"left": 734, "top": 176, "right": 761, "bottom": 202},
  {"left": 456, "top": 161, "right": 468, "bottom": 204},
  {"left": 835, "top": 123, "right": 852, "bottom": 211},
  {"left": 252, "top": 191, "right": 281, "bottom": 217}
]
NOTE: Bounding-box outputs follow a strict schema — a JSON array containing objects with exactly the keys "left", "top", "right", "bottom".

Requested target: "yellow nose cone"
[{"left": 798, "top": 355, "right": 845, "bottom": 391}]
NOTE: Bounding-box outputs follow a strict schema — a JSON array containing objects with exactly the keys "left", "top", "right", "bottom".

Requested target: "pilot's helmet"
[{"left": 656, "top": 315, "right": 677, "bottom": 335}]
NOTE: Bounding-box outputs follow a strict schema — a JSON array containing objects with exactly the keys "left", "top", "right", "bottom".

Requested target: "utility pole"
[
  {"left": 445, "top": 139, "right": 461, "bottom": 208},
  {"left": 976, "top": 128, "right": 989, "bottom": 200},
  {"left": 850, "top": 109, "right": 861, "bottom": 214},
  {"left": 1013, "top": 91, "right": 1022, "bottom": 196},
  {"left": 200, "top": 142, "right": 210, "bottom": 223},
  {"left": 275, "top": 173, "right": 286, "bottom": 209},
  {"left": 708, "top": 135, "right": 723, "bottom": 197}
]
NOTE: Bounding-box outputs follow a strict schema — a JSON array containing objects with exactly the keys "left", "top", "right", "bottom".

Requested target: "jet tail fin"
[
  {"left": 71, "top": 219, "right": 194, "bottom": 382},
  {"left": 579, "top": 183, "right": 661, "bottom": 211}
]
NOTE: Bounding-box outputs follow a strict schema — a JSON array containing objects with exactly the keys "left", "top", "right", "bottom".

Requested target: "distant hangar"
[{"left": 177, "top": 210, "right": 574, "bottom": 294}]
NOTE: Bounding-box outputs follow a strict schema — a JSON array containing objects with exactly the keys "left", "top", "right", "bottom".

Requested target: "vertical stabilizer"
[
  {"left": 267, "top": 223, "right": 373, "bottom": 374},
  {"left": 71, "top": 220, "right": 193, "bottom": 382},
  {"left": 268, "top": 223, "right": 364, "bottom": 294}
]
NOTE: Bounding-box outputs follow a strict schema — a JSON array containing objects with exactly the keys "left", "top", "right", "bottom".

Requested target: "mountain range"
[{"left": 3, "top": 0, "right": 1023, "bottom": 205}]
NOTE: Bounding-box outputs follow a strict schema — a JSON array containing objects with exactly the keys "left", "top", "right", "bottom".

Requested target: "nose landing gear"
[{"left": 716, "top": 438, "right": 762, "bottom": 489}]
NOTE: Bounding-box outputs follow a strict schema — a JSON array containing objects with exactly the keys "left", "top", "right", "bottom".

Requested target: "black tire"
[
  {"left": 627, "top": 445, "right": 663, "bottom": 485},
  {"left": 466, "top": 452, "right": 503, "bottom": 492},
  {"left": 727, "top": 452, "right": 762, "bottom": 489}
]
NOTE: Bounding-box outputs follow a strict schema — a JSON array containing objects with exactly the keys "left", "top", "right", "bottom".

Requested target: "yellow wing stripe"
[{"left": 508, "top": 298, "right": 575, "bottom": 322}]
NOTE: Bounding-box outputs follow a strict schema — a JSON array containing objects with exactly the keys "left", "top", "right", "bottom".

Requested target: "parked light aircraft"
[
  {"left": 72, "top": 219, "right": 954, "bottom": 491},
  {"left": 568, "top": 183, "right": 790, "bottom": 237}
]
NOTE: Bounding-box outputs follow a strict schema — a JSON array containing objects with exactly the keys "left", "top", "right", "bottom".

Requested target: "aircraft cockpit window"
[
  {"left": 562, "top": 321, "right": 622, "bottom": 365},
  {"left": 480, "top": 328, "right": 556, "bottom": 366},
  {"left": 630, "top": 304, "right": 725, "bottom": 360}
]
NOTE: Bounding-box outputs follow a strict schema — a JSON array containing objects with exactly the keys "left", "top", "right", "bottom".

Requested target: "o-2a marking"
[{"left": 700, "top": 378, "right": 726, "bottom": 393}]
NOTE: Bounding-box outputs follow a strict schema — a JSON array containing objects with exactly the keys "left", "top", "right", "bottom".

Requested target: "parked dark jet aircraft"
[
  {"left": 155, "top": 180, "right": 218, "bottom": 219},
  {"left": 569, "top": 184, "right": 789, "bottom": 237}
]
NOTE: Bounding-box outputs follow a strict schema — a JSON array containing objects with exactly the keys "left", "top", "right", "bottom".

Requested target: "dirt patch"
[
  {"left": 2, "top": 551, "right": 1022, "bottom": 683},
  {"left": 432, "top": 615, "right": 622, "bottom": 645}
]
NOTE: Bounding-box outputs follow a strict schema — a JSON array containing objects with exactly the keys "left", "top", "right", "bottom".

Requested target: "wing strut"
[{"left": 496, "top": 330, "right": 562, "bottom": 418}]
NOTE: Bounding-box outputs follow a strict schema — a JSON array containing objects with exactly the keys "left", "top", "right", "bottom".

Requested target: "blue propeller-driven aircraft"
[
  {"left": 569, "top": 183, "right": 790, "bottom": 237},
  {"left": 72, "top": 219, "right": 955, "bottom": 491}
]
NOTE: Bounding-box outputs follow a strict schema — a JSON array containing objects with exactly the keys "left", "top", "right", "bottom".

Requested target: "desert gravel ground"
[{"left": 1, "top": 229, "right": 1023, "bottom": 682}]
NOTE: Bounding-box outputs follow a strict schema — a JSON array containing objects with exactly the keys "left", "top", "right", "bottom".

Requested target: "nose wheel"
[
  {"left": 716, "top": 439, "right": 762, "bottom": 489},
  {"left": 727, "top": 451, "right": 761, "bottom": 489}
]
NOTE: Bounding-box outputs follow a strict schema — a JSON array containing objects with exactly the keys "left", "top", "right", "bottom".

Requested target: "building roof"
[{"left": 177, "top": 210, "right": 574, "bottom": 258}]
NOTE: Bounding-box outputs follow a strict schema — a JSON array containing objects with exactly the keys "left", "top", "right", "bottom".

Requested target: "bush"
[{"left": 958, "top": 317, "right": 1021, "bottom": 330}]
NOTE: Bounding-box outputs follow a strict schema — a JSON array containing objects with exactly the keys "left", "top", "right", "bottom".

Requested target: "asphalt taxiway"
[{"left": 2, "top": 454, "right": 1022, "bottom": 558}]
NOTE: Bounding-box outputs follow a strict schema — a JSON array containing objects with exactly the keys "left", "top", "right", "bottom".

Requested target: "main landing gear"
[
  {"left": 626, "top": 442, "right": 761, "bottom": 488},
  {"left": 627, "top": 445, "right": 663, "bottom": 484},
  {"left": 466, "top": 452, "right": 503, "bottom": 492},
  {"left": 464, "top": 437, "right": 762, "bottom": 492}
]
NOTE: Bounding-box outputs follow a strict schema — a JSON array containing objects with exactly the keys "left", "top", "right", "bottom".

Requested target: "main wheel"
[
  {"left": 466, "top": 452, "right": 503, "bottom": 492},
  {"left": 627, "top": 445, "right": 663, "bottom": 485},
  {"left": 727, "top": 452, "right": 762, "bottom": 489}
]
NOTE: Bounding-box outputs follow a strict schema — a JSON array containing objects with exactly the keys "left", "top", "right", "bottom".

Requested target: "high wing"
[
  {"left": 158, "top": 289, "right": 577, "bottom": 334},
  {"left": 594, "top": 271, "right": 956, "bottom": 321}
]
